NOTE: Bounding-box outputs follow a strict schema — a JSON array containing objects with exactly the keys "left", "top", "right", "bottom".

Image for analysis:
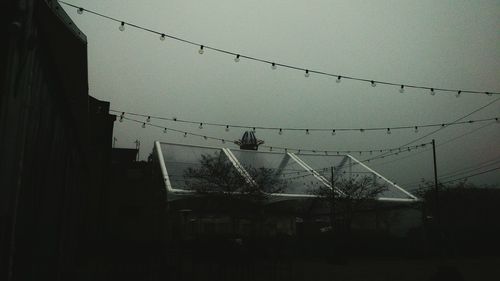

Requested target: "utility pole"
[
  {"left": 432, "top": 139, "right": 440, "bottom": 226},
  {"left": 331, "top": 166, "right": 335, "bottom": 230}
]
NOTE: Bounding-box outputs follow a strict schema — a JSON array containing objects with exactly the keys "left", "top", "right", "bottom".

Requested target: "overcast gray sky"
[{"left": 62, "top": 0, "right": 500, "bottom": 189}]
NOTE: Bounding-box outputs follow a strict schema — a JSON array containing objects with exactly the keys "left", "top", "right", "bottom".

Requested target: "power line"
[
  {"left": 440, "top": 167, "right": 500, "bottom": 184},
  {"left": 362, "top": 97, "right": 500, "bottom": 163},
  {"left": 369, "top": 121, "right": 497, "bottom": 168},
  {"left": 112, "top": 109, "right": 498, "bottom": 135},
  {"left": 59, "top": 1, "right": 500, "bottom": 96}
]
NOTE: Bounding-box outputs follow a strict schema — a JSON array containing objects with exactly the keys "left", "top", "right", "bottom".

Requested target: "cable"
[
  {"left": 59, "top": 1, "right": 500, "bottom": 96},
  {"left": 363, "top": 97, "right": 500, "bottom": 163},
  {"left": 112, "top": 109, "right": 498, "bottom": 135},
  {"left": 440, "top": 167, "right": 500, "bottom": 184}
]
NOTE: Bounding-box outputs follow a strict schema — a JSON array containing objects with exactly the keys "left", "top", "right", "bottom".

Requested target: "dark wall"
[{"left": 0, "top": 1, "right": 115, "bottom": 280}]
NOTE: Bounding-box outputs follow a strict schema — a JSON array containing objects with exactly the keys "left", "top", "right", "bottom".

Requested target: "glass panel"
[
  {"left": 160, "top": 143, "right": 235, "bottom": 191},
  {"left": 229, "top": 149, "right": 316, "bottom": 195},
  {"left": 297, "top": 154, "right": 412, "bottom": 199}
]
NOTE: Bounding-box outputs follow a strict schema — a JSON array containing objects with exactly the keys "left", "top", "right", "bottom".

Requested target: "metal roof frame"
[{"left": 154, "top": 141, "right": 418, "bottom": 202}]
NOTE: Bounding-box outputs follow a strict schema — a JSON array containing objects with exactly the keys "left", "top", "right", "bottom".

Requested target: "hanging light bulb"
[
  {"left": 399, "top": 85, "right": 405, "bottom": 93},
  {"left": 119, "top": 21, "right": 125, "bottom": 31},
  {"left": 486, "top": 92, "right": 492, "bottom": 96},
  {"left": 278, "top": 128, "right": 283, "bottom": 135},
  {"left": 456, "top": 90, "right": 462, "bottom": 98},
  {"left": 203, "top": 136, "right": 207, "bottom": 140},
  {"left": 163, "top": 128, "right": 167, "bottom": 133},
  {"left": 430, "top": 88, "right": 435, "bottom": 95},
  {"left": 198, "top": 45, "right": 204, "bottom": 54},
  {"left": 160, "top": 33, "right": 166, "bottom": 41},
  {"left": 183, "top": 132, "right": 187, "bottom": 137},
  {"left": 305, "top": 129, "right": 310, "bottom": 135},
  {"left": 141, "top": 122, "right": 146, "bottom": 128},
  {"left": 222, "top": 139, "right": 225, "bottom": 144},
  {"left": 336, "top": 76, "right": 342, "bottom": 83},
  {"left": 77, "top": 7, "right": 84, "bottom": 14},
  {"left": 269, "top": 147, "right": 273, "bottom": 152},
  {"left": 146, "top": 116, "right": 151, "bottom": 122},
  {"left": 271, "top": 62, "right": 277, "bottom": 70},
  {"left": 225, "top": 125, "right": 229, "bottom": 132},
  {"left": 360, "top": 129, "right": 365, "bottom": 133},
  {"left": 371, "top": 80, "right": 376, "bottom": 87},
  {"left": 387, "top": 128, "right": 391, "bottom": 134},
  {"left": 304, "top": 69, "right": 310, "bottom": 77},
  {"left": 252, "top": 127, "right": 256, "bottom": 132},
  {"left": 331, "top": 129, "right": 336, "bottom": 136},
  {"left": 298, "top": 149, "right": 301, "bottom": 154},
  {"left": 198, "top": 123, "right": 203, "bottom": 129},
  {"left": 234, "top": 54, "right": 240, "bottom": 62},
  {"left": 414, "top": 126, "right": 419, "bottom": 133}
]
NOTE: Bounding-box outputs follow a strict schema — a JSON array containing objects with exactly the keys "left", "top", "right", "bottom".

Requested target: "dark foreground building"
[{"left": 1, "top": 1, "right": 115, "bottom": 280}]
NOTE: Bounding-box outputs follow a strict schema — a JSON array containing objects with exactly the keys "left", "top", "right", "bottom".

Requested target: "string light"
[
  {"left": 141, "top": 122, "right": 146, "bottom": 128},
  {"left": 271, "top": 63, "right": 277, "bottom": 70},
  {"left": 163, "top": 128, "right": 167, "bottom": 133},
  {"left": 371, "top": 80, "right": 376, "bottom": 87},
  {"left": 387, "top": 128, "right": 391, "bottom": 134},
  {"left": 198, "top": 45, "right": 204, "bottom": 54},
  {"left": 222, "top": 139, "right": 225, "bottom": 144},
  {"left": 77, "top": 7, "right": 84, "bottom": 14},
  {"left": 58, "top": 1, "right": 500, "bottom": 97},
  {"left": 160, "top": 33, "right": 166, "bottom": 41},
  {"left": 112, "top": 110, "right": 498, "bottom": 137},
  {"left": 304, "top": 69, "right": 310, "bottom": 77},
  {"left": 336, "top": 76, "right": 342, "bottom": 83},
  {"left": 399, "top": 85, "right": 405, "bottom": 93},
  {"left": 183, "top": 132, "right": 187, "bottom": 137},
  {"left": 456, "top": 90, "right": 462, "bottom": 98},
  {"left": 430, "top": 88, "right": 435, "bottom": 96},
  {"left": 234, "top": 54, "right": 240, "bottom": 62}
]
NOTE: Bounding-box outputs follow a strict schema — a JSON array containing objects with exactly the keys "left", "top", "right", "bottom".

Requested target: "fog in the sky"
[{"left": 62, "top": 0, "right": 500, "bottom": 190}]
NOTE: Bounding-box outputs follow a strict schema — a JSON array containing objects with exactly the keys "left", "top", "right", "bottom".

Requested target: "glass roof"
[{"left": 154, "top": 142, "right": 417, "bottom": 201}]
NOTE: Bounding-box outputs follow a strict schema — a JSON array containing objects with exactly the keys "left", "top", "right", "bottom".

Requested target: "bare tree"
[
  {"left": 313, "top": 175, "right": 387, "bottom": 233},
  {"left": 183, "top": 151, "right": 287, "bottom": 237},
  {"left": 183, "top": 151, "right": 286, "bottom": 200}
]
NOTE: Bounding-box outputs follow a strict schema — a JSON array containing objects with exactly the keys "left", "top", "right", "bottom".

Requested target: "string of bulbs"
[
  {"left": 59, "top": 1, "right": 500, "bottom": 96},
  {"left": 119, "top": 116, "right": 432, "bottom": 158},
  {"left": 112, "top": 109, "right": 498, "bottom": 135}
]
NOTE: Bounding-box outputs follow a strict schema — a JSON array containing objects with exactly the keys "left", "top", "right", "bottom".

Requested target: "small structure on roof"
[{"left": 234, "top": 131, "right": 264, "bottom": 150}]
